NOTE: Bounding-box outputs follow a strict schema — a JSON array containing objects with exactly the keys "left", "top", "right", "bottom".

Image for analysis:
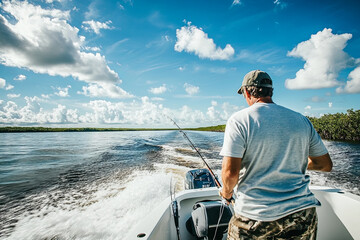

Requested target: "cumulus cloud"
[
  {"left": 305, "top": 105, "right": 312, "bottom": 110},
  {"left": 5, "top": 84, "right": 14, "bottom": 90},
  {"left": 0, "top": 97, "right": 240, "bottom": 127},
  {"left": 0, "top": 1, "right": 123, "bottom": 89},
  {"left": 0, "top": 78, "right": 5, "bottom": 88},
  {"left": 285, "top": 28, "right": 355, "bottom": 90},
  {"left": 175, "top": 22, "right": 234, "bottom": 60},
  {"left": 149, "top": 84, "right": 167, "bottom": 94},
  {"left": 14, "top": 74, "right": 26, "bottom": 81},
  {"left": 0, "top": 97, "right": 80, "bottom": 124},
  {"left": 329, "top": 102, "right": 333, "bottom": 108},
  {"left": 7, "top": 93, "right": 20, "bottom": 98},
  {"left": 184, "top": 83, "right": 199, "bottom": 95},
  {"left": 207, "top": 101, "right": 240, "bottom": 122},
  {"left": 336, "top": 66, "right": 360, "bottom": 94},
  {"left": 82, "top": 20, "right": 113, "bottom": 35},
  {"left": 54, "top": 85, "right": 71, "bottom": 97},
  {"left": 78, "top": 83, "right": 134, "bottom": 99},
  {"left": 0, "top": 77, "right": 13, "bottom": 90}
]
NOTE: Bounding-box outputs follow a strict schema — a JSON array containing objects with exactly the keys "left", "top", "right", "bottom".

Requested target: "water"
[{"left": 0, "top": 131, "right": 359, "bottom": 239}]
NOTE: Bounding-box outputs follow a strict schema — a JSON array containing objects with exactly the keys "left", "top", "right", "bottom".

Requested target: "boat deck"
[{"left": 128, "top": 186, "right": 360, "bottom": 240}]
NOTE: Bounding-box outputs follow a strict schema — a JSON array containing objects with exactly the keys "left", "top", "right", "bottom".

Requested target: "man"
[{"left": 219, "top": 70, "right": 332, "bottom": 240}]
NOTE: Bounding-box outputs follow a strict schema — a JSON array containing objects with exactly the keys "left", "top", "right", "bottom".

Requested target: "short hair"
[{"left": 244, "top": 86, "right": 273, "bottom": 98}]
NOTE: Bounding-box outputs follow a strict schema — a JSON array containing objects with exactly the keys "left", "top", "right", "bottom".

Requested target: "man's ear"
[{"left": 244, "top": 88, "right": 251, "bottom": 99}]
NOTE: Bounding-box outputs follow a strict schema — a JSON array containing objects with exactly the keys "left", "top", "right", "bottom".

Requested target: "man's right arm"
[{"left": 307, "top": 153, "right": 333, "bottom": 172}]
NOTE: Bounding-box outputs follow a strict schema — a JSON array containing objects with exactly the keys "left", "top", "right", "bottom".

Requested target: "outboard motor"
[
  {"left": 185, "top": 169, "right": 216, "bottom": 189},
  {"left": 186, "top": 200, "right": 233, "bottom": 240}
]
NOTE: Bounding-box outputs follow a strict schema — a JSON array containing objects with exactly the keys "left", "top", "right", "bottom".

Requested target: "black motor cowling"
[
  {"left": 184, "top": 169, "right": 216, "bottom": 190},
  {"left": 186, "top": 200, "right": 233, "bottom": 240}
]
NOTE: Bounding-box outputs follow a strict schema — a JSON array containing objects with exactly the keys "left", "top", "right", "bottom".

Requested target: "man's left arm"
[
  {"left": 308, "top": 153, "right": 332, "bottom": 172},
  {"left": 220, "top": 156, "right": 242, "bottom": 200}
]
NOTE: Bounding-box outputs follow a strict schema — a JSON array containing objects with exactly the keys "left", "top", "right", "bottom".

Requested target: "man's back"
[{"left": 220, "top": 103, "right": 328, "bottom": 221}]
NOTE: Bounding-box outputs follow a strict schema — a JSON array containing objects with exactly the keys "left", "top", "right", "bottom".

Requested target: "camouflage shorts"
[{"left": 227, "top": 207, "right": 318, "bottom": 240}]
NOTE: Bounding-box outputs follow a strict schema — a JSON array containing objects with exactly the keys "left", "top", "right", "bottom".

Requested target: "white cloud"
[
  {"left": 0, "top": 1, "right": 120, "bottom": 87},
  {"left": 0, "top": 78, "right": 13, "bottom": 90},
  {"left": 5, "top": 84, "right": 14, "bottom": 90},
  {"left": 207, "top": 101, "right": 240, "bottom": 122},
  {"left": 82, "top": 20, "right": 113, "bottom": 35},
  {"left": 305, "top": 105, "right": 312, "bottom": 110},
  {"left": 232, "top": 0, "right": 241, "bottom": 6},
  {"left": 328, "top": 102, "right": 333, "bottom": 108},
  {"left": 149, "top": 84, "right": 167, "bottom": 94},
  {"left": 78, "top": 83, "right": 134, "bottom": 99},
  {"left": 175, "top": 22, "right": 234, "bottom": 60},
  {"left": 184, "top": 83, "right": 199, "bottom": 95},
  {"left": 84, "top": 46, "right": 101, "bottom": 52},
  {"left": 7, "top": 93, "right": 20, "bottom": 98},
  {"left": 336, "top": 66, "right": 360, "bottom": 94},
  {"left": 84, "top": 1, "right": 99, "bottom": 19},
  {"left": 54, "top": 85, "right": 71, "bottom": 97},
  {"left": 0, "top": 78, "right": 5, "bottom": 88},
  {"left": 285, "top": 28, "right": 355, "bottom": 90},
  {"left": 0, "top": 96, "right": 81, "bottom": 124},
  {"left": 14, "top": 74, "right": 26, "bottom": 81},
  {"left": 0, "top": 97, "right": 239, "bottom": 127}
]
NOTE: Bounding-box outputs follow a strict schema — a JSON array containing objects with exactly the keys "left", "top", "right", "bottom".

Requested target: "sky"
[{"left": 0, "top": 0, "right": 359, "bottom": 128}]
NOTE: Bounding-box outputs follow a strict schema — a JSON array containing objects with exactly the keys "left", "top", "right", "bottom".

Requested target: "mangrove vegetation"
[{"left": 308, "top": 109, "right": 360, "bottom": 142}]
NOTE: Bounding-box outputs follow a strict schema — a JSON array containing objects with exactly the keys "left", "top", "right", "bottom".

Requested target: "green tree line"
[
  {"left": 195, "top": 109, "right": 360, "bottom": 142},
  {"left": 307, "top": 109, "right": 360, "bottom": 142}
]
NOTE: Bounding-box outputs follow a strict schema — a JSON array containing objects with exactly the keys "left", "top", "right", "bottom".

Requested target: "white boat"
[{"left": 128, "top": 180, "right": 360, "bottom": 240}]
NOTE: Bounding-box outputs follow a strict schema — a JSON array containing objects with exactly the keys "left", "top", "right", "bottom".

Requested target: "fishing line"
[
  {"left": 167, "top": 116, "right": 229, "bottom": 240},
  {"left": 166, "top": 116, "right": 222, "bottom": 188}
]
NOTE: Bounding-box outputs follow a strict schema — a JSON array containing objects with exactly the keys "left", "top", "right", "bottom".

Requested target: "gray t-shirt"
[{"left": 220, "top": 103, "right": 328, "bottom": 221}]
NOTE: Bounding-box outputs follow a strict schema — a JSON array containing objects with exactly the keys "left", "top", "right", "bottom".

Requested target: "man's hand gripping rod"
[{"left": 168, "top": 117, "right": 222, "bottom": 188}]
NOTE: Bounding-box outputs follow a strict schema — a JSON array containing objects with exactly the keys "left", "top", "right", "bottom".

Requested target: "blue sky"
[{"left": 0, "top": 0, "right": 359, "bottom": 127}]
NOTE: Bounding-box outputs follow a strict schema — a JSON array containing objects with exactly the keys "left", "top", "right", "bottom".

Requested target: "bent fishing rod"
[{"left": 167, "top": 117, "right": 222, "bottom": 188}]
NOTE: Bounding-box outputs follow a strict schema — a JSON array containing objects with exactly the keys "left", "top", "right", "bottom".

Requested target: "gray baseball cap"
[{"left": 238, "top": 70, "right": 273, "bottom": 94}]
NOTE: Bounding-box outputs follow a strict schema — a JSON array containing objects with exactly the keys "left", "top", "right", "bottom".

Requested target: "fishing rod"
[
  {"left": 167, "top": 117, "right": 222, "bottom": 188},
  {"left": 170, "top": 178, "right": 181, "bottom": 240}
]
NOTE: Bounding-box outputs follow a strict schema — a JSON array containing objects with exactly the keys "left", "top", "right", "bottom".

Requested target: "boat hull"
[{"left": 128, "top": 186, "right": 360, "bottom": 240}]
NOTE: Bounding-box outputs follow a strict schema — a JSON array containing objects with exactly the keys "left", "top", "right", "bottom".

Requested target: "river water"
[{"left": 0, "top": 131, "right": 359, "bottom": 239}]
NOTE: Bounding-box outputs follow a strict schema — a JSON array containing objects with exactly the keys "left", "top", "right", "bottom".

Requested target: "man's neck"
[{"left": 251, "top": 97, "right": 274, "bottom": 105}]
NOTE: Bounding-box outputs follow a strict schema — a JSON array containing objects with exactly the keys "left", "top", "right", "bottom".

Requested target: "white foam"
[{"left": 4, "top": 170, "right": 174, "bottom": 240}]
